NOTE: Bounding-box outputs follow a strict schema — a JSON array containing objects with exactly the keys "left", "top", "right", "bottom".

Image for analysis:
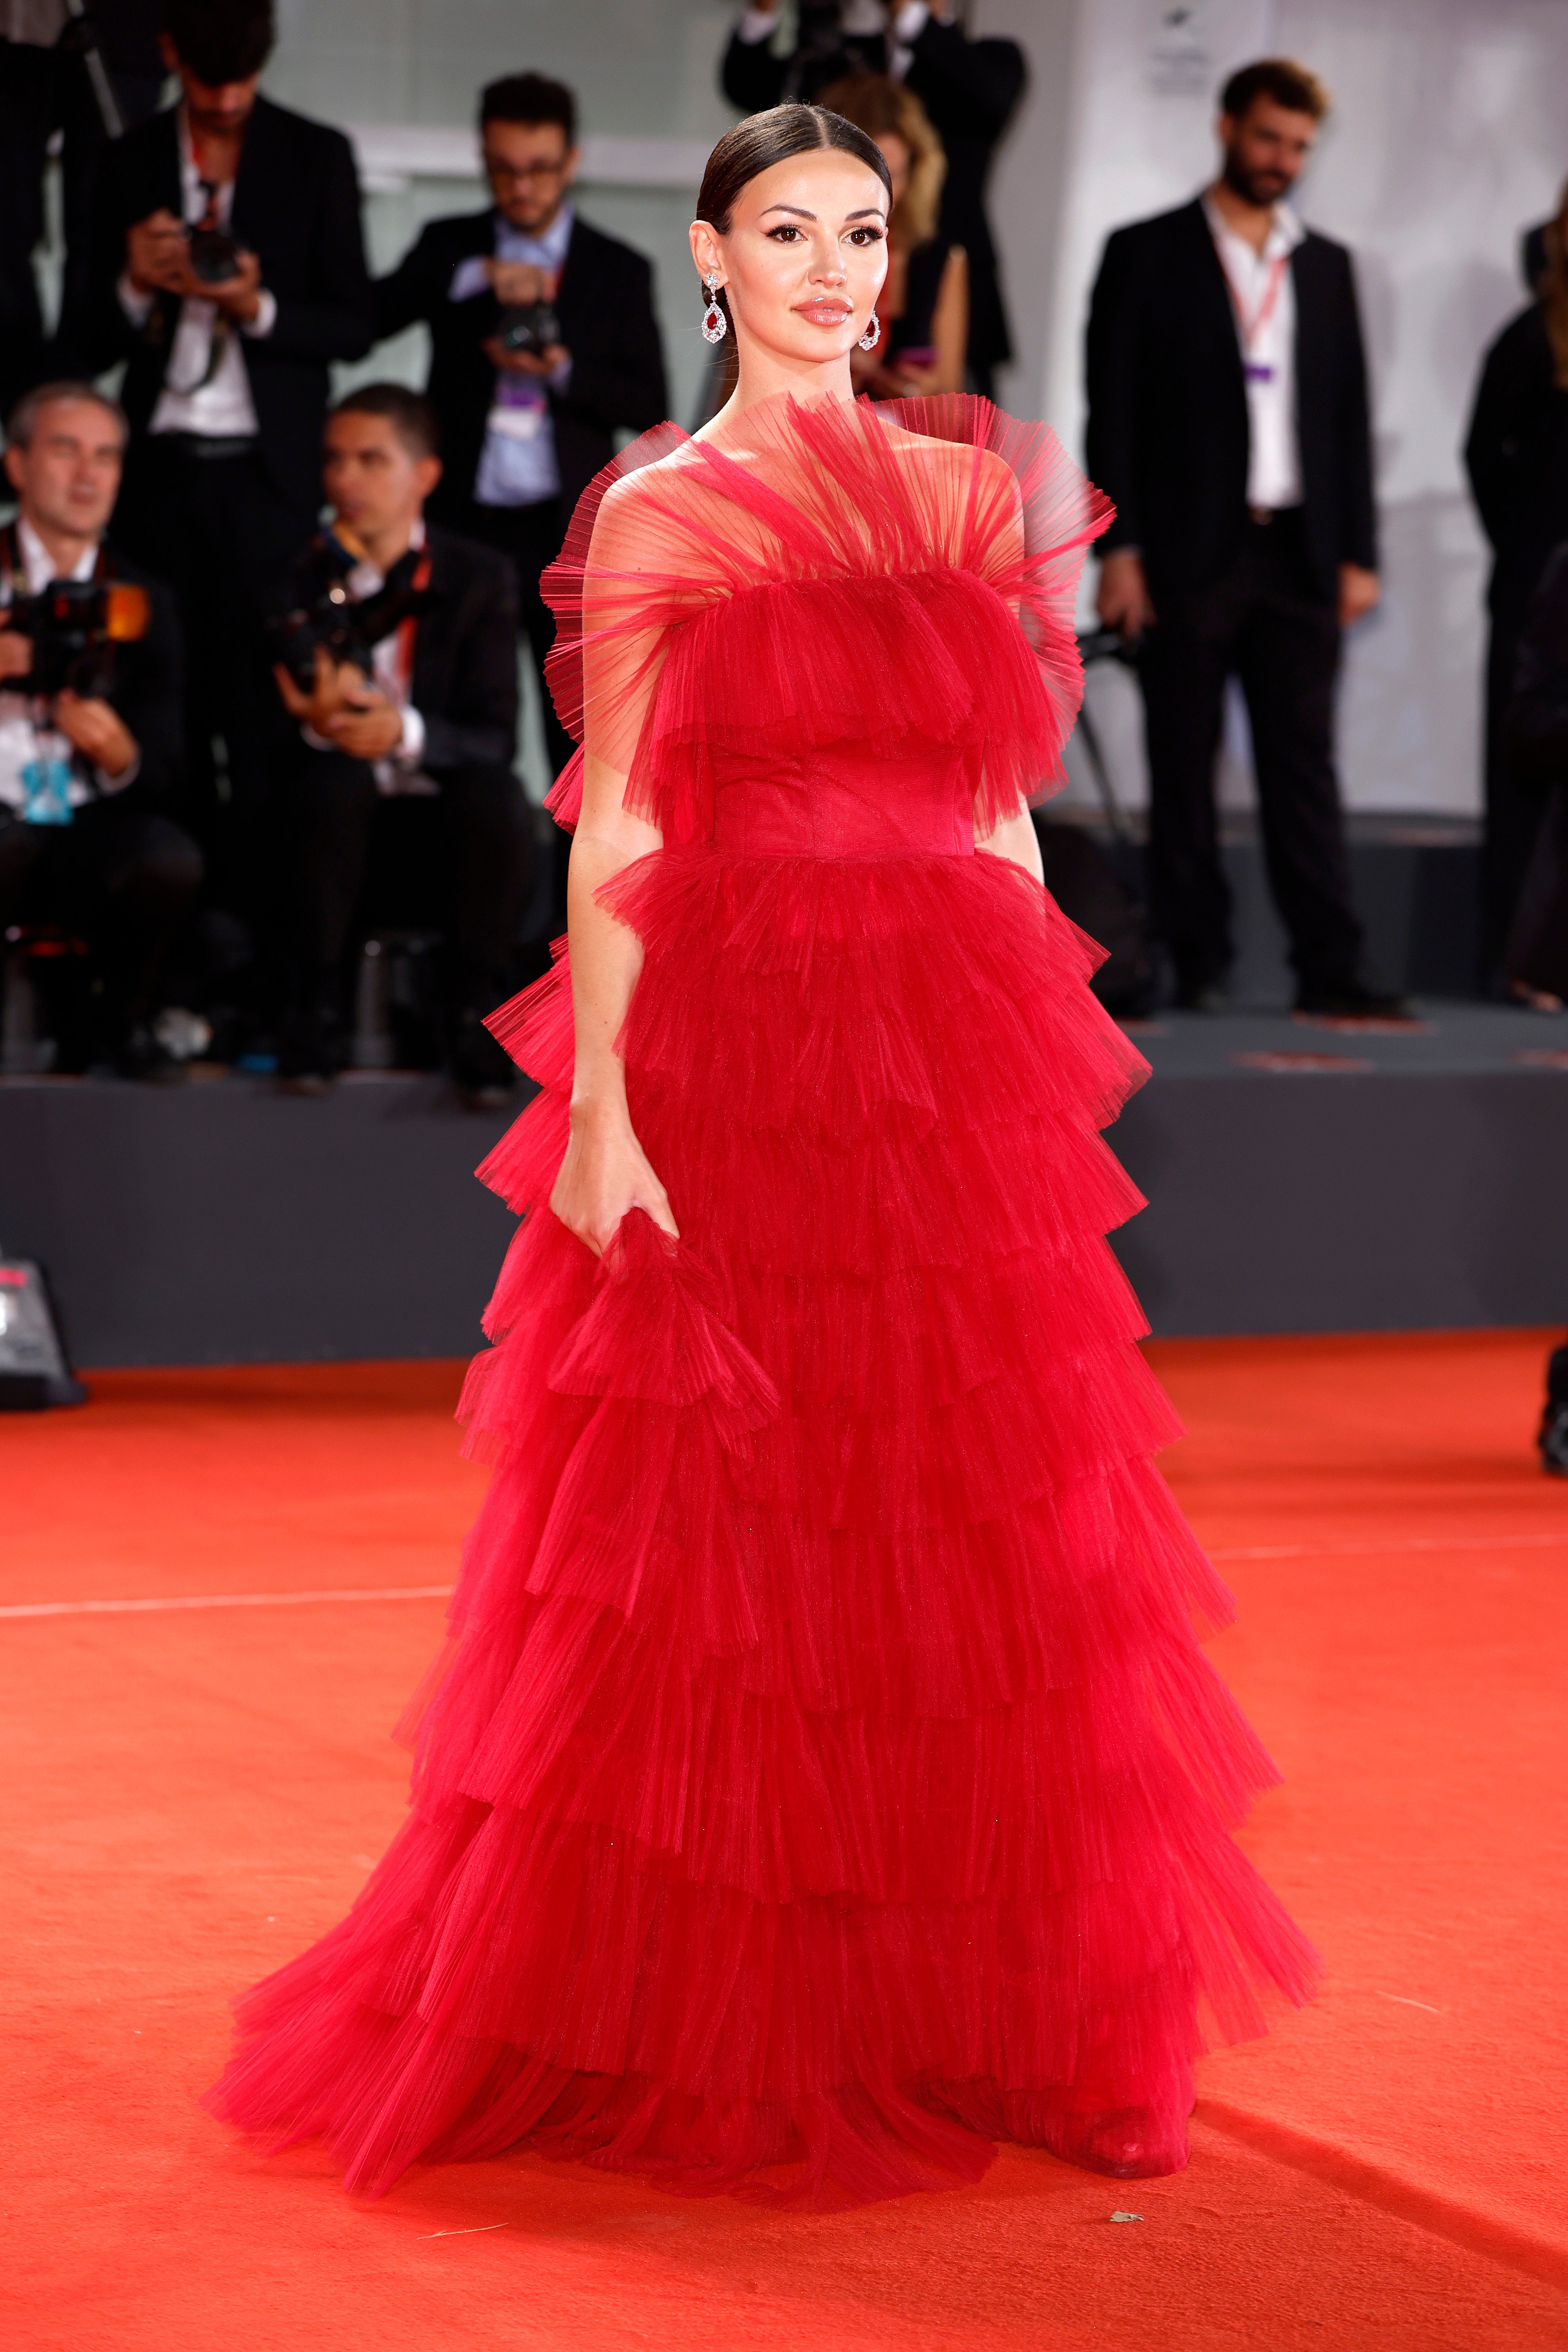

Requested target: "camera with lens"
[
  {"left": 494, "top": 297, "right": 561, "bottom": 357},
  {"left": 267, "top": 534, "right": 430, "bottom": 695},
  {"left": 186, "top": 223, "right": 243, "bottom": 285},
  {"left": 3, "top": 579, "right": 151, "bottom": 699}
]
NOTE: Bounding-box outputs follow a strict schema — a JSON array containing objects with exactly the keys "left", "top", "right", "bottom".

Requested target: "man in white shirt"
[
  {"left": 83, "top": 0, "right": 371, "bottom": 1051},
  {"left": 0, "top": 381, "right": 197, "bottom": 1078},
  {"left": 1086, "top": 58, "right": 1400, "bottom": 1021},
  {"left": 372, "top": 71, "right": 667, "bottom": 822}
]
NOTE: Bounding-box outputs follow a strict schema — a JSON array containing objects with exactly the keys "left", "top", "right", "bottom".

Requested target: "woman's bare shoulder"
[
  {"left": 875, "top": 415, "right": 1020, "bottom": 522},
  {"left": 589, "top": 443, "right": 708, "bottom": 569}
]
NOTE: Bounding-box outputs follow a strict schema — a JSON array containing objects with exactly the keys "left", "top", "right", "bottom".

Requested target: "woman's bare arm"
[
  {"left": 975, "top": 804, "right": 1044, "bottom": 883},
  {"left": 547, "top": 749, "right": 678, "bottom": 1254},
  {"left": 931, "top": 246, "right": 969, "bottom": 397}
]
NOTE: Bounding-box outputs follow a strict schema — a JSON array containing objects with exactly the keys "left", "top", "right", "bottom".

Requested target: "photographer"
[
  {"left": 0, "top": 382, "right": 196, "bottom": 1079},
  {"left": 83, "top": 0, "right": 372, "bottom": 1027},
  {"left": 272, "top": 387, "right": 531, "bottom": 1105},
  {"left": 721, "top": 4, "right": 1024, "bottom": 397},
  {"left": 372, "top": 71, "right": 667, "bottom": 807}
]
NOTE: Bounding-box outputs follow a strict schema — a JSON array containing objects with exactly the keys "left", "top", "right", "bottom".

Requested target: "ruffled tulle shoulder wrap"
[{"left": 540, "top": 392, "right": 1113, "bottom": 842}]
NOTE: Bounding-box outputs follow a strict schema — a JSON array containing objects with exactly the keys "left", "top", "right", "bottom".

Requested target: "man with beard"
[{"left": 1086, "top": 59, "right": 1401, "bottom": 1019}]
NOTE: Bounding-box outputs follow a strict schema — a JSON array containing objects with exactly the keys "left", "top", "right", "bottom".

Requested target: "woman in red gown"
[{"left": 209, "top": 105, "right": 1316, "bottom": 2203}]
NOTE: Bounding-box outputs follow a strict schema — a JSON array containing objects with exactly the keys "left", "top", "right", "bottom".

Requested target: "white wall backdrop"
[{"left": 252, "top": 0, "right": 1568, "bottom": 816}]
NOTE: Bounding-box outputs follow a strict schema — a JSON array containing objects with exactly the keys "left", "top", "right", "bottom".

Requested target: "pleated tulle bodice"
[
  {"left": 688, "top": 564, "right": 1010, "bottom": 856},
  {"left": 537, "top": 394, "right": 1112, "bottom": 851},
  {"left": 710, "top": 738, "right": 973, "bottom": 858}
]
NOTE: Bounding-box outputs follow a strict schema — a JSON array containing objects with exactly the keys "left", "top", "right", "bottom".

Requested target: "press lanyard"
[
  {"left": 389, "top": 546, "right": 434, "bottom": 699},
  {"left": 1213, "top": 238, "right": 1289, "bottom": 384}
]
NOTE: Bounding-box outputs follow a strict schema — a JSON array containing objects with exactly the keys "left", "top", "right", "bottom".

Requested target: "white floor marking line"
[
  {"left": 1210, "top": 1530, "right": 1568, "bottom": 1562},
  {"left": 4, "top": 1528, "right": 1565, "bottom": 1621},
  {"left": 0, "top": 1584, "right": 455, "bottom": 1620}
]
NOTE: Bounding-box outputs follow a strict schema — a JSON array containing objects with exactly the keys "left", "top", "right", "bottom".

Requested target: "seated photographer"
[
  {"left": 0, "top": 382, "right": 196, "bottom": 1082},
  {"left": 372, "top": 71, "right": 667, "bottom": 806},
  {"left": 272, "top": 385, "right": 532, "bottom": 1104}
]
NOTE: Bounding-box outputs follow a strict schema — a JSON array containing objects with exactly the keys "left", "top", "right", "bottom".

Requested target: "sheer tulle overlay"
[{"left": 209, "top": 396, "right": 1317, "bottom": 2205}]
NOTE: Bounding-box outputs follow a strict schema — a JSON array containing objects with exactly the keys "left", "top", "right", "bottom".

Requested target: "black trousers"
[
  {"left": 1504, "top": 780, "right": 1568, "bottom": 999},
  {"left": 0, "top": 799, "right": 203, "bottom": 1045},
  {"left": 450, "top": 496, "right": 575, "bottom": 931},
  {"left": 1138, "top": 513, "right": 1362, "bottom": 996},
  {"left": 283, "top": 751, "right": 534, "bottom": 1020},
  {"left": 112, "top": 439, "right": 314, "bottom": 954},
  {"left": 450, "top": 496, "right": 574, "bottom": 782},
  {"left": 1482, "top": 586, "right": 1556, "bottom": 982}
]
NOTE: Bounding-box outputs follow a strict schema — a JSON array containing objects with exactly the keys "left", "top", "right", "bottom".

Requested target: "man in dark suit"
[
  {"left": 271, "top": 387, "right": 532, "bottom": 1106},
  {"left": 0, "top": 381, "right": 196, "bottom": 1080},
  {"left": 82, "top": 0, "right": 371, "bottom": 1024},
  {"left": 373, "top": 70, "right": 668, "bottom": 801},
  {"left": 0, "top": 0, "right": 165, "bottom": 412},
  {"left": 1086, "top": 57, "right": 1401, "bottom": 1019},
  {"left": 721, "top": 3, "right": 1024, "bottom": 398}
]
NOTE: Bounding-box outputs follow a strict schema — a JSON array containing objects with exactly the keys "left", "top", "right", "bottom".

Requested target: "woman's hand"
[{"left": 549, "top": 1097, "right": 679, "bottom": 1256}]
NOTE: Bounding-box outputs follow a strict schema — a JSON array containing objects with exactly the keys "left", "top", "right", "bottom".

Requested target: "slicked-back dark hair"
[
  {"left": 697, "top": 103, "right": 892, "bottom": 239},
  {"left": 695, "top": 102, "right": 893, "bottom": 363},
  {"left": 479, "top": 71, "right": 577, "bottom": 145},
  {"left": 162, "top": 0, "right": 274, "bottom": 84},
  {"left": 1220, "top": 57, "right": 1330, "bottom": 124},
  {"left": 328, "top": 383, "right": 441, "bottom": 462}
]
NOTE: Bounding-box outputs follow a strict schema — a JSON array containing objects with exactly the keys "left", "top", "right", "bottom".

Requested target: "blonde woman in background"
[{"left": 819, "top": 73, "right": 969, "bottom": 401}]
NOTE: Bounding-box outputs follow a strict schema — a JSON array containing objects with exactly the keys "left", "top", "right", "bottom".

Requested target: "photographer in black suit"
[
  {"left": 1086, "top": 58, "right": 1401, "bottom": 1019},
  {"left": 83, "top": 0, "right": 371, "bottom": 1022},
  {"left": 272, "top": 387, "right": 531, "bottom": 1106},
  {"left": 0, "top": 381, "right": 196, "bottom": 1079},
  {"left": 373, "top": 71, "right": 667, "bottom": 799},
  {"left": 721, "top": 4, "right": 1024, "bottom": 398}
]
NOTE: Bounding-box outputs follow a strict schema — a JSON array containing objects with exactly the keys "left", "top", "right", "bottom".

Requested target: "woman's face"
[
  {"left": 874, "top": 133, "right": 911, "bottom": 214},
  {"left": 692, "top": 148, "right": 889, "bottom": 369}
]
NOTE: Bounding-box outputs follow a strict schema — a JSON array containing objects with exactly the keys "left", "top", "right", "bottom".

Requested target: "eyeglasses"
[{"left": 486, "top": 157, "right": 570, "bottom": 185}]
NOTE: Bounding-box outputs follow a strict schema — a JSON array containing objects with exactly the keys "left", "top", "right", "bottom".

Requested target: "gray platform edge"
[{"left": 2, "top": 1059, "right": 1565, "bottom": 1368}]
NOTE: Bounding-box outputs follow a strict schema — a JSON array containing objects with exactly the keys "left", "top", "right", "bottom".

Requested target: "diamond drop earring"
[
  {"left": 858, "top": 310, "right": 881, "bottom": 352},
  {"left": 701, "top": 278, "right": 728, "bottom": 345}
]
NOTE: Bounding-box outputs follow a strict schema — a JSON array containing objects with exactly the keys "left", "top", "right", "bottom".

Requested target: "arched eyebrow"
[{"left": 758, "top": 203, "right": 888, "bottom": 223}]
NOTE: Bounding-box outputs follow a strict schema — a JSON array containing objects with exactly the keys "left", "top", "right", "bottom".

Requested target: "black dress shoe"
[
  {"left": 114, "top": 1023, "right": 188, "bottom": 1085},
  {"left": 1294, "top": 981, "right": 1415, "bottom": 1021},
  {"left": 1541, "top": 1404, "right": 1568, "bottom": 1477},
  {"left": 451, "top": 1010, "right": 516, "bottom": 1109},
  {"left": 276, "top": 1005, "right": 342, "bottom": 1094}
]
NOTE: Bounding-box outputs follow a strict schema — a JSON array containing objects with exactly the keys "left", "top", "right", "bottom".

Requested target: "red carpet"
[{"left": 5, "top": 1331, "right": 1566, "bottom": 2349}]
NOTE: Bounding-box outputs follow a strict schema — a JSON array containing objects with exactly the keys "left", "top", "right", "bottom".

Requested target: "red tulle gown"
[{"left": 209, "top": 393, "right": 1317, "bottom": 2202}]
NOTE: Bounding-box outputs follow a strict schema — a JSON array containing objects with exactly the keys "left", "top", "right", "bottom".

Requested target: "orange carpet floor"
[{"left": 4, "top": 1330, "right": 1567, "bottom": 2351}]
